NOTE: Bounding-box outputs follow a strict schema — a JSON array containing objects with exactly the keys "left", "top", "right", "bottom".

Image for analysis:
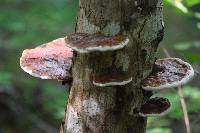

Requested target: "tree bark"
[{"left": 62, "top": 0, "right": 164, "bottom": 133}]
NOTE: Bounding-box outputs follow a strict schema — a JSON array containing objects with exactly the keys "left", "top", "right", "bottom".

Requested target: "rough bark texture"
[{"left": 62, "top": 0, "right": 164, "bottom": 133}]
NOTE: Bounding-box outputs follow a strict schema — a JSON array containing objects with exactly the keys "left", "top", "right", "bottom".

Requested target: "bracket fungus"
[
  {"left": 20, "top": 33, "right": 130, "bottom": 86},
  {"left": 93, "top": 72, "right": 132, "bottom": 87},
  {"left": 20, "top": 38, "right": 73, "bottom": 80},
  {"left": 65, "top": 33, "right": 129, "bottom": 53},
  {"left": 142, "top": 58, "right": 194, "bottom": 91},
  {"left": 20, "top": 32, "right": 194, "bottom": 122},
  {"left": 65, "top": 32, "right": 131, "bottom": 87},
  {"left": 139, "top": 97, "right": 171, "bottom": 117}
]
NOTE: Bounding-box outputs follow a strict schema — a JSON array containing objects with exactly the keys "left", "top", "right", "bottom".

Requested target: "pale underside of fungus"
[{"left": 93, "top": 72, "right": 132, "bottom": 87}]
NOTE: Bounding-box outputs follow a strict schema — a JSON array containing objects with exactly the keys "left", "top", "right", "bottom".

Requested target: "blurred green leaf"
[
  {"left": 184, "top": 52, "right": 200, "bottom": 64},
  {"left": 174, "top": 42, "right": 192, "bottom": 50},
  {"left": 165, "top": 0, "right": 188, "bottom": 13},
  {"left": 194, "top": 12, "right": 200, "bottom": 19},
  {"left": 0, "top": 71, "right": 13, "bottom": 92},
  {"left": 184, "top": 86, "right": 200, "bottom": 100},
  {"left": 174, "top": 0, "right": 188, "bottom": 13},
  {"left": 185, "top": 0, "right": 200, "bottom": 7},
  {"left": 193, "top": 41, "right": 200, "bottom": 47},
  {"left": 197, "top": 22, "right": 200, "bottom": 30},
  {"left": 173, "top": 41, "right": 200, "bottom": 50},
  {"left": 147, "top": 128, "right": 172, "bottom": 133}
]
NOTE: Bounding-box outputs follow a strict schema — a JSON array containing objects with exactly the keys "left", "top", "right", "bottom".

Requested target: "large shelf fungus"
[
  {"left": 142, "top": 58, "right": 194, "bottom": 91},
  {"left": 20, "top": 33, "right": 130, "bottom": 85},
  {"left": 93, "top": 72, "right": 132, "bottom": 87},
  {"left": 139, "top": 97, "right": 171, "bottom": 117},
  {"left": 65, "top": 33, "right": 129, "bottom": 53},
  {"left": 20, "top": 38, "right": 73, "bottom": 80}
]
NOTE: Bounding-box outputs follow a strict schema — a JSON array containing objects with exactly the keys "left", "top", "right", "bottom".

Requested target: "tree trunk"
[{"left": 62, "top": 0, "right": 164, "bottom": 133}]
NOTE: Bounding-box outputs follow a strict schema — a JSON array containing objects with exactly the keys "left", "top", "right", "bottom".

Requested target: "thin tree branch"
[
  {"left": 162, "top": 46, "right": 191, "bottom": 133},
  {"left": 178, "top": 86, "right": 191, "bottom": 133}
]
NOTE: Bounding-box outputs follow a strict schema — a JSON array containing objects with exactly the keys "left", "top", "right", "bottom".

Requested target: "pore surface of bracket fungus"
[
  {"left": 142, "top": 58, "right": 194, "bottom": 91},
  {"left": 93, "top": 72, "right": 132, "bottom": 87},
  {"left": 65, "top": 32, "right": 129, "bottom": 53},
  {"left": 139, "top": 97, "right": 171, "bottom": 117},
  {"left": 20, "top": 38, "right": 73, "bottom": 80}
]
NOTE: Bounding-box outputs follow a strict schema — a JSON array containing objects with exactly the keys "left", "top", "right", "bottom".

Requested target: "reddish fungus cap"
[
  {"left": 139, "top": 97, "right": 171, "bottom": 117},
  {"left": 142, "top": 58, "right": 194, "bottom": 91},
  {"left": 20, "top": 38, "right": 73, "bottom": 80},
  {"left": 93, "top": 72, "right": 132, "bottom": 87},
  {"left": 65, "top": 33, "right": 129, "bottom": 53}
]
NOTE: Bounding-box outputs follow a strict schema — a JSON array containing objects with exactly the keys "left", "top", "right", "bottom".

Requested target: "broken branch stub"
[
  {"left": 142, "top": 58, "right": 194, "bottom": 91},
  {"left": 65, "top": 33, "right": 129, "bottom": 53},
  {"left": 139, "top": 97, "right": 171, "bottom": 117},
  {"left": 20, "top": 38, "right": 73, "bottom": 80}
]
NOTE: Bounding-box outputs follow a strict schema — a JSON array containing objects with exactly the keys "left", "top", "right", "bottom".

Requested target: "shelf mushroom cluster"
[
  {"left": 20, "top": 33, "right": 132, "bottom": 86},
  {"left": 20, "top": 32, "right": 195, "bottom": 118},
  {"left": 139, "top": 58, "right": 194, "bottom": 117}
]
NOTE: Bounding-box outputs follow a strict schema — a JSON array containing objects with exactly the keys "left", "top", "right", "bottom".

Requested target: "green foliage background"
[{"left": 0, "top": 0, "right": 199, "bottom": 133}]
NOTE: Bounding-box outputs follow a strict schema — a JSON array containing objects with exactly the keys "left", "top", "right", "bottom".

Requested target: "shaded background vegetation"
[{"left": 0, "top": 0, "right": 199, "bottom": 133}]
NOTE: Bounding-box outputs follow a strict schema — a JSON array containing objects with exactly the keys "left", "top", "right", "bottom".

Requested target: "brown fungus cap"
[
  {"left": 93, "top": 72, "right": 132, "bottom": 87},
  {"left": 142, "top": 58, "right": 194, "bottom": 91},
  {"left": 65, "top": 33, "right": 129, "bottom": 53},
  {"left": 139, "top": 97, "right": 171, "bottom": 117},
  {"left": 20, "top": 38, "right": 73, "bottom": 80}
]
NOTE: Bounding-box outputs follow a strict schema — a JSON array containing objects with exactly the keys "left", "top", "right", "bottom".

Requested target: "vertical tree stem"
[
  {"left": 62, "top": 0, "right": 164, "bottom": 132},
  {"left": 178, "top": 86, "right": 191, "bottom": 133}
]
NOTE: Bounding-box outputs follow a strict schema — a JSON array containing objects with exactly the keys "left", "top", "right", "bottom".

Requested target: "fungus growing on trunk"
[
  {"left": 20, "top": 38, "right": 73, "bottom": 80},
  {"left": 65, "top": 33, "right": 129, "bottom": 53},
  {"left": 19, "top": 32, "right": 195, "bottom": 132},
  {"left": 142, "top": 58, "right": 194, "bottom": 91},
  {"left": 93, "top": 72, "right": 132, "bottom": 87},
  {"left": 20, "top": 33, "right": 130, "bottom": 83},
  {"left": 65, "top": 32, "right": 131, "bottom": 87},
  {"left": 139, "top": 97, "right": 171, "bottom": 117}
]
